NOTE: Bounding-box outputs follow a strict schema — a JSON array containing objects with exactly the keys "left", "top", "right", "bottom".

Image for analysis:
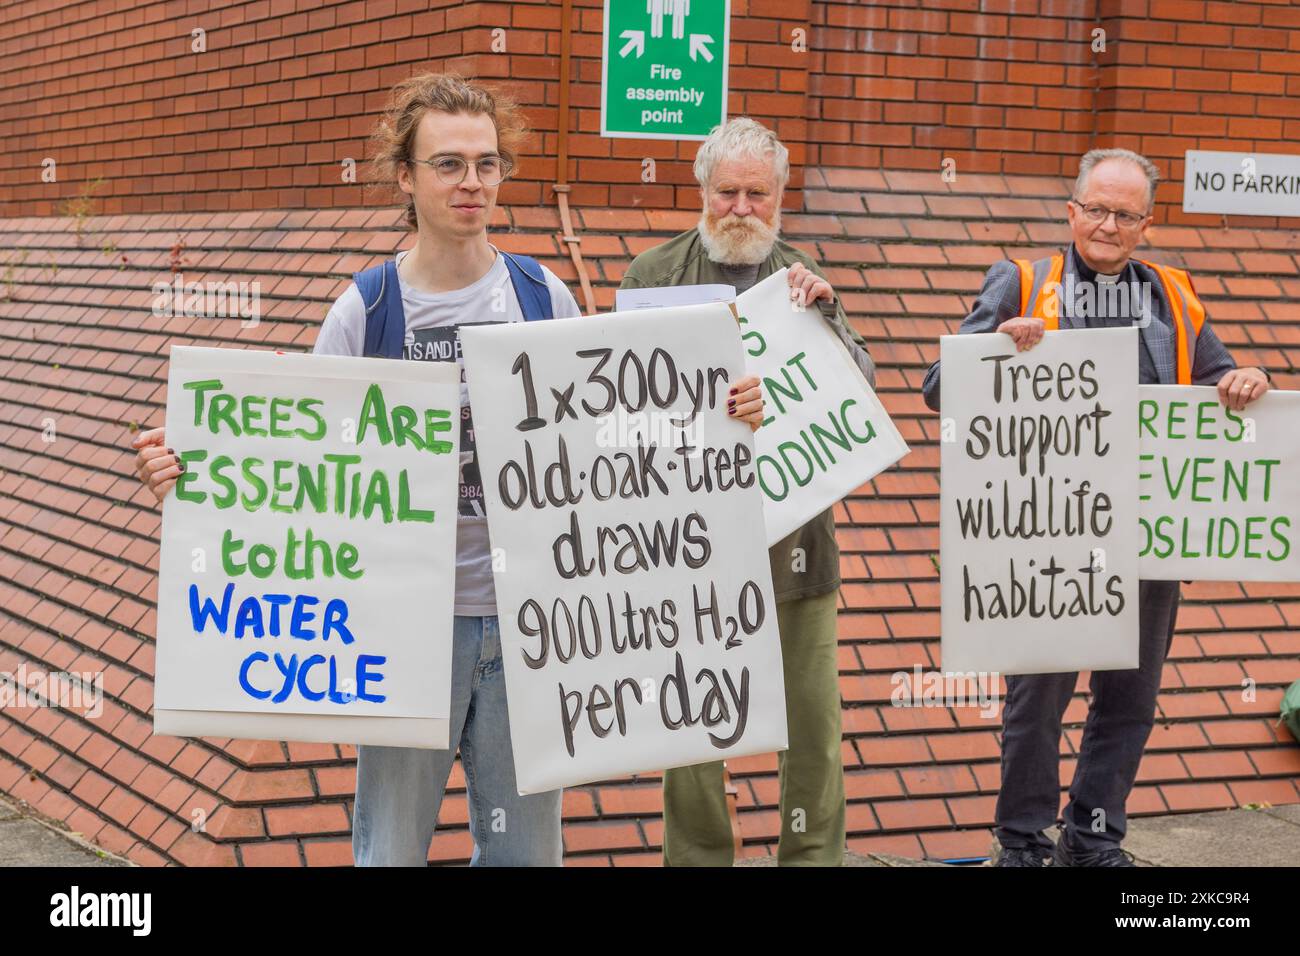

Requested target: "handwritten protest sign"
[
  {"left": 153, "top": 346, "right": 461, "bottom": 749},
  {"left": 940, "top": 328, "right": 1139, "bottom": 674},
  {"left": 737, "top": 269, "right": 909, "bottom": 545},
  {"left": 1138, "top": 386, "right": 1300, "bottom": 581},
  {"left": 462, "top": 306, "right": 787, "bottom": 794}
]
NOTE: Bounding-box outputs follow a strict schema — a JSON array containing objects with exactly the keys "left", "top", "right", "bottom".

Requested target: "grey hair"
[
  {"left": 693, "top": 117, "right": 790, "bottom": 191},
  {"left": 1074, "top": 148, "right": 1160, "bottom": 211}
]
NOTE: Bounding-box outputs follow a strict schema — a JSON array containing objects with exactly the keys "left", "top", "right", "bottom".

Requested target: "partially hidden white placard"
[
  {"left": 738, "top": 269, "right": 910, "bottom": 545},
  {"left": 154, "top": 346, "right": 461, "bottom": 749},
  {"left": 615, "top": 283, "right": 736, "bottom": 311},
  {"left": 1139, "top": 385, "right": 1300, "bottom": 581},
  {"left": 940, "top": 328, "right": 1139, "bottom": 675},
  {"left": 462, "top": 305, "right": 788, "bottom": 794}
]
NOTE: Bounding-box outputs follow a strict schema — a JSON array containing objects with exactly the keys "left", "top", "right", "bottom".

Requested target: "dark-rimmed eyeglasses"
[
  {"left": 407, "top": 154, "right": 511, "bottom": 186},
  {"left": 1070, "top": 198, "right": 1148, "bottom": 229}
]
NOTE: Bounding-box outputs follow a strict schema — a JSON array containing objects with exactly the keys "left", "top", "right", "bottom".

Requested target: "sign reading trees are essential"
[
  {"left": 153, "top": 347, "right": 461, "bottom": 749},
  {"left": 461, "top": 305, "right": 787, "bottom": 795},
  {"left": 737, "top": 269, "right": 910, "bottom": 546},
  {"left": 1138, "top": 386, "right": 1300, "bottom": 581},
  {"left": 600, "top": 0, "right": 730, "bottom": 139},
  {"left": 940, "top": 328, "right": 1139, "bottom": 675}
]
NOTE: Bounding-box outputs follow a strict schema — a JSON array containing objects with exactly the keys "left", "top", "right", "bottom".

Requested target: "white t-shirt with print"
[{"left": 313, "top": 246, "right": 582, "bottom": 615}]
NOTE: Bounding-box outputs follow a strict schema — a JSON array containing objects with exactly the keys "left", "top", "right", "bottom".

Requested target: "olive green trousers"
[{"left": 662, "top": 589, "right": 846, "bottom": 866}]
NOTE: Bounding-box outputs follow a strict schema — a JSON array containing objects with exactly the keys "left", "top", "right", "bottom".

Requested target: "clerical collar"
[{"left": 1071, "top": 246, "right": 1128, "bottom": 284}]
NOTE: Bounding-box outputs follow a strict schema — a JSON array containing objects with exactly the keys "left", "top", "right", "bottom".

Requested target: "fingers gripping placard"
[
  {"left": 462, "top": 305, "right": 788, "bottom": 794},
  {"left": 737, "top": 269, "right": 909, "bottom": 546}
]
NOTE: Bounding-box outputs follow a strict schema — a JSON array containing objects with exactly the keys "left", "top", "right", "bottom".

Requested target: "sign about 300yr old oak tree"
[
  {"left": 153, "top": 347, "right": 461, "bottom": 749},
  {"left": 461, "top": 305, "right": 787, "bottom": 794},
  {"left": 940, "top": 328, "right": 1139, "bottom": 675}
]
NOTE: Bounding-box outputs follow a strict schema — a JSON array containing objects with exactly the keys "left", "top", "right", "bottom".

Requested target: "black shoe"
[
  {"left": 995, "top": 846, "right": 1050, "bottom": 867},
  {"left": 1053, "top": 837, "right": 1135, "bottom": 867}
]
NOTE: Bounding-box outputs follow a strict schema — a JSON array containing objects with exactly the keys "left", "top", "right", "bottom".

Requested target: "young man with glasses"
[
  {"left": 132, "top": 72, "right": 768, "bottom": 866},
  {"left": 920, "top": 147, "right": 1271, "bottom": 867},
  {"left": 134, "top": 74, "right": 583, "bottom": 867}
]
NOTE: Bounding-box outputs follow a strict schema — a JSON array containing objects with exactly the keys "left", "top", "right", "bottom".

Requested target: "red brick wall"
[
  {"left": 809, "top": 0, "right": 1300, "bottom": 223},
  {"left": 3, "top": 0, "right": 1300, "bottom": 220},
  {"left": 1, "top": 0, "right": 488, "bottom": 217},
  {"left": 0, "top": 0, "right": 812, "bottom": 217},
  {"left": 467, "top": 0, "right": 814, "bottom": 210},
  {"left": 809, "top": 0, "right": 1098, "bottom": 177},
  {"left": 1096, "top": 0, "right": 1300, "bottom": 224}
]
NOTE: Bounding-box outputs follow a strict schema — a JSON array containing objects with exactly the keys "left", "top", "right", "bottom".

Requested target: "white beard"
[{"left": 697, "top": 209, "right": 781, "bottom": 266}]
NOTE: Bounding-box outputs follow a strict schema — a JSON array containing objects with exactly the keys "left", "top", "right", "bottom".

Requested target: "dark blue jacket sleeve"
[
  {"left": 1189, "top": 318, "right": 1237, "bottom": 386},
  {"left": 921, "top": 259, "right": 1022, "bottom": 412}
]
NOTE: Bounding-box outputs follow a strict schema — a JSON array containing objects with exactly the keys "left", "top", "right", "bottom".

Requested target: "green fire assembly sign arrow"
[{"left": 601, "top": 0, "right": 731, "bottom": 140}]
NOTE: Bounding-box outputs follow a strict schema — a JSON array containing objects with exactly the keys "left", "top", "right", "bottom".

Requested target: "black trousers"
[{"left": 994, "top": 580, "right": 1181, "bottom": 852}]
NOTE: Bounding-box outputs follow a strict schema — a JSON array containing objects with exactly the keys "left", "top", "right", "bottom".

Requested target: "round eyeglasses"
[
  {"left": 1070, "top": 199, "right": 1147, "bottom": 229},
  {"left": 408, "top": 155, "right": 511, "bottom": 186}
]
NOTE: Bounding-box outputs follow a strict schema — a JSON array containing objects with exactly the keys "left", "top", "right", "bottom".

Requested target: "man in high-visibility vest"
[{"left": 921, "top": 147, "right": 1272, "bottom": 867}]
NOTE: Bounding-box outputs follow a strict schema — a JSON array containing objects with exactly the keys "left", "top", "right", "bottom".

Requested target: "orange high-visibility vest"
[{"left": 1010, "top": 254, "right": 1206, "bottom": 385}]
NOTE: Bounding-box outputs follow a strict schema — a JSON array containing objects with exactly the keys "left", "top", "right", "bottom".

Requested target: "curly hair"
[
  {"left": 366, "top": 72, "right": 528, "bottom": 231},
  {"left": 693, "top": 117, "right": 790, "bottom": 191}
]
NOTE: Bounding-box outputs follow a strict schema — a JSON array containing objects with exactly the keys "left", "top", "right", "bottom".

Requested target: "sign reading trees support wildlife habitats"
[
  {"left": 154, "top": 347, "right": 461, "bottom": 748},
  {"left": 940, "top": 328, "right": 1139, "bottom": 675},
  {"left": 1138, "top": 385, "right": 1300, "bottom": 581},
  {"left": 461, "top": 305, "right": 787, "bottom": 795},
  {"left": 737, "top": 269, "right": 909, "bottom": 545}
]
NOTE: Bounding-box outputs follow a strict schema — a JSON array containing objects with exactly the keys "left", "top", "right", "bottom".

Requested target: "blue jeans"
[{"left": 352, "top": 614, "right": 563, "bottom": 866}]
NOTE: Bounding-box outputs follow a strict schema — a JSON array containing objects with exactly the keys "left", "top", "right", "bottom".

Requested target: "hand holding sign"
[
  {"left": 132, "top": 426, "right": 182, "bottom": 501},
  {"left": 1216, "top": 366, "right": 1270, "bottom": 411},
  {"left": 995, "top": 316, "right": 1047, "bottom": 352},
  {"left": 786, "top": 261, "right": 834, "bottom": 310},
  {"left": 738, "top": 269, "right": 909, "bottom": 545},
  {"left": 728, "top": 374, "right": 764, "bottom": 431}
]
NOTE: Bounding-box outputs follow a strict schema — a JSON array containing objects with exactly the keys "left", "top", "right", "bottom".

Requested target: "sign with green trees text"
[
  {"left": 153, "top": 347, "right": 461, "bottom": 749},
  {"left": 1139, "top": 385, "right": 1300, "bottom": 581}
]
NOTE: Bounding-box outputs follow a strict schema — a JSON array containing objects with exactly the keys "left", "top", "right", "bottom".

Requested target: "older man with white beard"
[{"left": 619, "top": 117, "right": 875, "bottom": 866}]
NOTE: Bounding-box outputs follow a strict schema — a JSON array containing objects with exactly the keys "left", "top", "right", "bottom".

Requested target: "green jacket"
[{"left": 619, "top": 227, "right": 876, "bottom": 604}]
